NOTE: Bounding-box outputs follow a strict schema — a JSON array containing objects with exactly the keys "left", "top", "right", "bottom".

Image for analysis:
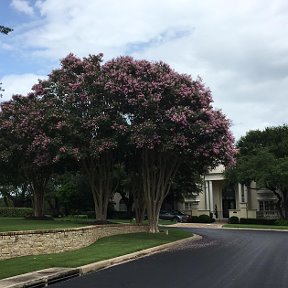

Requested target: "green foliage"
[
  {"left": 0, "top": 207, "right": 33, "bottom": 217},
  {"left": 45, "top": 173, "right": 94, "bottom": 216},
  {"left": 198, "top": 214, "right": 214, "bottom": 223},
  {"left": 240, "top": 218, "right": 276, "bottom": 225},
  {"left": 189, "top": 216, "right": 200, "bottom": 222},
  {"left": 226, "top": 125, "right": 288, "bottom": 219},
  {"left": 170, "top": 163, "right": 204, "bottom": 201},
  {"left": 228, "top": 216, "right": 239, "bottom": 224},
  {"left": 0, "top": 25, "right": 13, "bottom": 34},
  {"left": 275, "top": 219, "right": 288, "bottom": 226}
]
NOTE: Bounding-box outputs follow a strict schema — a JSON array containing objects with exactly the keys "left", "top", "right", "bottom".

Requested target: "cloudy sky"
[{"left": 0, "top": 0, "right": 288, "bottom": 140}]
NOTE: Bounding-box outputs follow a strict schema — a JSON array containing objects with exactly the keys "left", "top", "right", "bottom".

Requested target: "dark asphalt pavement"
[{"left": 50, "top": 228, "right": 288, "bottom": 288}]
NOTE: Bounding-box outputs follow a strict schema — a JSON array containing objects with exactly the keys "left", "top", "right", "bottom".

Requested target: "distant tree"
[
  {"left": 103, "top": 56, "right": 236, "bottom": 232},
  {"left": 45, "top": 172, "right": 94, "bottom": 216},
  {"left": 225, "top": 125, "right": 288, "bottom": 219},
  {"left": 170, "top": 163, "right": 204, "bottom": 204},
  {"left": 0, "top": 25, "right": 13, "bottom": 35}
]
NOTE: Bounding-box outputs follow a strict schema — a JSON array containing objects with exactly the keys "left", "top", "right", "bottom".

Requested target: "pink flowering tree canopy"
[
  {"left": 35, "top": 53, "right": 129, "bottom": 220},
  {"left": 0, "top": 53, "right": 235, "bottom": 228},
  {"left": 0, "top": 93, "right": 63, "bottom": 217},
  {"left": 102, "top": 56, "right": 236, "bottom": 232}
]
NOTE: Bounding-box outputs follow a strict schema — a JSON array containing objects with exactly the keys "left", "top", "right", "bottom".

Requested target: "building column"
[
  {"left": 209, "top": 181, "right": 213, "bottom": 214},
  {"left": 238, "top": 183, "right": 242, "bottom": 208},
  {"left": 244, "top": 185, "right": 248, "bottom": 203},
  {"left": 205, "top": 181, "right": 210, "bottom": 210}
]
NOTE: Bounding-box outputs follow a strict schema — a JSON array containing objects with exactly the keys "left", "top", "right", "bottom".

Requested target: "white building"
[
  {"left": 113, "top": 165, "right": 279, "bottom": 220},
  {"left": 179, "top": 165, "right": 279, "bottom": 220}
]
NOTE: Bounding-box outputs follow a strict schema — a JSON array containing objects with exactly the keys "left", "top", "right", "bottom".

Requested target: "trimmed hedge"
[
  {"left": 240, "top": 218, "right": 276, "bottom": 225},
  {"left": 228, "top": 216, "right": 239, "bottom": 224},
  {"left": 188, "top": 214, "right": 215, "bottom": 223},
  {"left": 189, "top": 216, "right": 200, "bottom": 223},
  {"left": 198, "top": 214, "right": 215, "bottom": 223},
  {"left": 0, "top": 207, "right": 33, "bottom": 217},
  {"left": 275, "top": 219, "right": 288, "bottom": 226}
]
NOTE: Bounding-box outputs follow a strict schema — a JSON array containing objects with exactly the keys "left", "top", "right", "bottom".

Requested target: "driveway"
[{"left": 50, "top": 227, "right": 288, "bottom": 288}]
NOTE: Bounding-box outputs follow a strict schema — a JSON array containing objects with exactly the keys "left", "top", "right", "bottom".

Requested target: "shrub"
[
  {"left": 240, "top": 218, "right": 276, "bottom": 225},
  {"left": 0, "top": 207, "right": 33, "bottom": 217},
  {"left": 275, "top": 219, "right": 288, "bottom": 226},
  {"left": 189, "top": 216, "right": 199, "bottom": 223},
  {"left": 228, "top": 216, "right": 239, "bottom": 224},
  {"left": 198, "top": 214, "right": 213, "bottom": 223}
]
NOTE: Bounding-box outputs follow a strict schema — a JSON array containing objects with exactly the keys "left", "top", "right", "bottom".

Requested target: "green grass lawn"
[
  {"left": 223, "top": 224, "right": 288, "bottom": 230},
  {"left": 0, "top": 217, "right": 175, "bottom": 233},
  {"left": 0, "top": 217, "right": 96, "bottom": 232},
  {"left": 0, "top": 228, "right": 192, "bottom": 280}
]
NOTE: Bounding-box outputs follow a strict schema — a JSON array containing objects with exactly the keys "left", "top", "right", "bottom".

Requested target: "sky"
[{"left": 0, "top": 0, "right": 288, "bottom": 140}]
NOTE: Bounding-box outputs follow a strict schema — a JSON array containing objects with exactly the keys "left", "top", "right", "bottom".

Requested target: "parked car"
[{"left": 159, "top": 210, "right": 191, "bottom": 223}]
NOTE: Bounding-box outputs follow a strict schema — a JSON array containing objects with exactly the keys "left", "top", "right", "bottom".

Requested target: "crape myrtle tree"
[
  {"left": 35, "top": 54, "right": 128, "bottom": 221},
  {"left": 0, "top": 93, "right": 62, "bottom": 217},
  {"left": 103, "top": 57, "right": 236, "bottom": 232},
  {"left": 225, "top": 125, "right": 288, "bottom": 219}
]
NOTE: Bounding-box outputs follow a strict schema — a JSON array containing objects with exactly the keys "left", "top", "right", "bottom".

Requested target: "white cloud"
[
  {"left": 11, "top": 0, "right": 34, "bottom": 16},
  {"left": 0, "top": 74, "right": 46, "bottom": 102},
  {"left": 3, "top": 0, "right": 288, "bottom": 139}
]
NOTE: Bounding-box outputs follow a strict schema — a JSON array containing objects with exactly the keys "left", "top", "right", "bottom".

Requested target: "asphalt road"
[{"left": 50, "top": 228, "right": 288, "bottom": 288}]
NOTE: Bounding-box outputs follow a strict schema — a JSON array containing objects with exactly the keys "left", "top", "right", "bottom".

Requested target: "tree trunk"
[
  {"left": 134, "top": 187, "right": 146, "bottom": 224},
  {"left": 142, "top": 149, "right": 179, "bottom": 233},
  {"left": 32, "top": 190, "right": 45, "bottom": 217},
  {"left": 135, "top": 204, "right": 145, "bottom": 224},
  {"left": 82, "top": 153, "right": 115, "bottom": 222},
  {"left": 282, "top": 189, "right": 288, "bottom": 220},
  {"left": 271, "top": 188, "right": 285, "bottom": 219},
  {"left": 26, "top": 171, "right": 50, "bottom": 218}
]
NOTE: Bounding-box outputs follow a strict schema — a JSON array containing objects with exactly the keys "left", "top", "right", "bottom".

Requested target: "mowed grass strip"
[
  {"left": 0, "top": 228, "right": 192, "bottom": 280},
  {"left": 0, "top": 217, "right": 95, "bottom": 232},
  {"left": 223, "top": 224, "right": 288, "bottom": 230},
  {"left": 0, "top": 217, "right": 175, "bottom": 232}
]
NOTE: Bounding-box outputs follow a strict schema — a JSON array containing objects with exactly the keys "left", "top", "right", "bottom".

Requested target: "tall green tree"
[{"left": 226, "top": 125, "right": 288, "bottom": 219}]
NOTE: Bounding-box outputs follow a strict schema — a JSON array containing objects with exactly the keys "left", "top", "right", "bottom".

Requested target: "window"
[
  {"left": 259, "top": 200, "right": 275, "bottom": 211},
  {"left": 185, "top": 202, "right": 192, "bottom": 210}
]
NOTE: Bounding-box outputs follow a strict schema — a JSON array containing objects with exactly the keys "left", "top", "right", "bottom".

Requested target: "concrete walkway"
[
  {"left": 165, "top": 221, "right": 226, "bottom": 229},
  {"left": 0, "top": 234, "right": 202, "bottom": 288}
]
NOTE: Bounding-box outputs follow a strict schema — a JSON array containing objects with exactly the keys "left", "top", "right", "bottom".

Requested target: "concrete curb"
[
  {"left": 0, "top": 234, "right": 202, "bottom": 288},
  {"left": 222, "top": 227, "right": 288, "bottom": 232},
  {"left": 0, "top": 268, "right": 80, "bottom": 288}
]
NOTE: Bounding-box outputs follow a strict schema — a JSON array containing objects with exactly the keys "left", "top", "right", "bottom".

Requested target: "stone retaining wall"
[{"left": 0, "top": 224, "right": 149, "bottom": 260}]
